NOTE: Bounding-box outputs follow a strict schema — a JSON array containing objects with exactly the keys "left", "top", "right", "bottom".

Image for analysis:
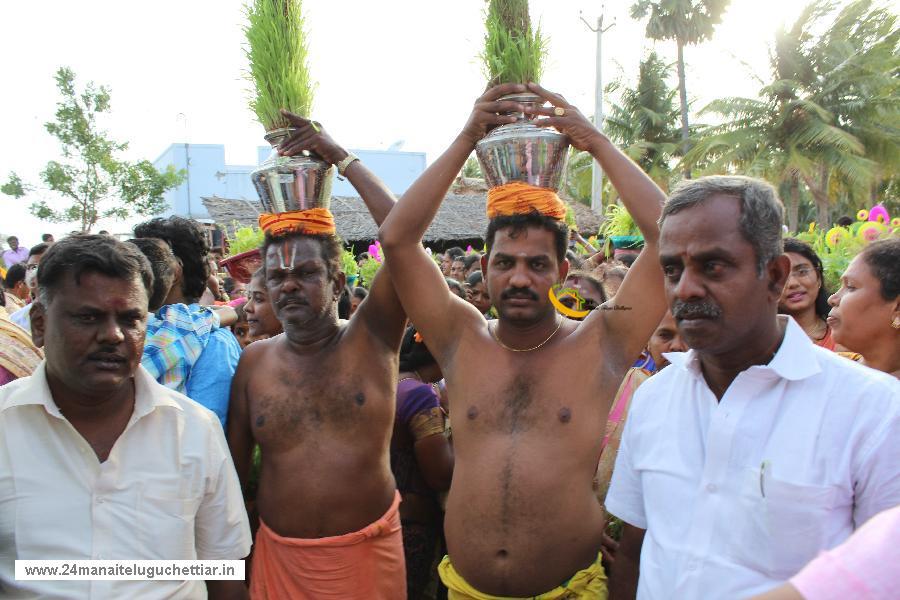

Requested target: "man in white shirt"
[
  {"left": 0, "top": 234, "right": 251, "bottom": 599},
  {"left": 605, "top": 176, "right": 900, "bottom": 599},
  {"left": 8, "top": 243, "right": 49, "bottom": 333}
]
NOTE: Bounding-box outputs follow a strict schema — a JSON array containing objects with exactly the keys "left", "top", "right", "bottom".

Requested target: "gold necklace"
[{"left": 489, "top": 318, "right": 562, "bottom": 352}]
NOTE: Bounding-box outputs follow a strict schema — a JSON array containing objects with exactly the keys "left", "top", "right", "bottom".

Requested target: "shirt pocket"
[
  {"left": 138, "top": 493, "right": 202, "bottom": 559},
  {"left": 729, "top": 467, "right": 845, "bottom": 579},
  {"left": 763, "top": 475, "right": 842, "bottom": 577}
]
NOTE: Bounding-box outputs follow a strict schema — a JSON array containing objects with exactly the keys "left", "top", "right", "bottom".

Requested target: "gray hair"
[{"left": 660, "top": 175, "right": 784, "bottom": 275}]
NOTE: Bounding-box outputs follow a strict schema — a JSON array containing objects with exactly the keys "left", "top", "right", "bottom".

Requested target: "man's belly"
[
  {"left": 444, "top": 444, "right": 605, "bottom": 596},
  {"left": 256, "top": 445, "right": 396, "bottom": 539}
]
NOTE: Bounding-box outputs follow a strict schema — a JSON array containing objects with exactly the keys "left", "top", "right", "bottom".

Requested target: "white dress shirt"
[
  {"left": 0, "top": 362, "right": 252, "bottom": 599},
  {"left": 605, "top": 316, "right": 900, "bottom": 599}
]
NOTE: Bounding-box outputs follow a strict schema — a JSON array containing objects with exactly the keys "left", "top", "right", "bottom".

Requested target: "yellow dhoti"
[{"left": 438, "top": 553, "right": 607, "bottom": 599}]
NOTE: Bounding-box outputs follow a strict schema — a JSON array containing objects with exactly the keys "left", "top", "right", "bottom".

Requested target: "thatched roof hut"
[{"left": 202, "top": 177, "right": 601, "bottom": 253}]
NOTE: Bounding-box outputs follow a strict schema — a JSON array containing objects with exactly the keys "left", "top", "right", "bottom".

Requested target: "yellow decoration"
[
  {"left": 807, "top": 222, "right": 816, "bottom": 233},
  {"left": 891, "top": 217, "right": 900, "bottom": 228},
  {"left": 857, "top": 209, "right": 869, "bottom": 221},
  {"left": 857, "top": 221, "right": 887, "bottom": 243},
  {"left": 825, "top": 226, "right": 847, "bottom": 249}
]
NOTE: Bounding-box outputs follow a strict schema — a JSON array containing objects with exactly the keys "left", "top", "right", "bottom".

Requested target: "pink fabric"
[
  {"left": 790, "top": 505, "right": 900, "bottom": 599},
  {"left": 0, "top": 366, "right": 16, "bottom": 386}
]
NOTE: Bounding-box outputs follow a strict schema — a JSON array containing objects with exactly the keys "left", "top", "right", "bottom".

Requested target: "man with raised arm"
[
  {"left": 226, "top": 114, "right": 408, "bottom": 600},
  {"left": 379, "top": 82, "right": 667, "bottom": 599}
]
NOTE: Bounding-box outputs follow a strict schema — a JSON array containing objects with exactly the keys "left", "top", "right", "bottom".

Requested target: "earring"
[{"left": 892, "top": 316, "right": 900, "bottom": 330}]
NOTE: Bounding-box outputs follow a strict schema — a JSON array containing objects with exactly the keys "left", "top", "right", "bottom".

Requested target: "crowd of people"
[{"left": 0, "top": 82, "right": 897, "bottom": 600}]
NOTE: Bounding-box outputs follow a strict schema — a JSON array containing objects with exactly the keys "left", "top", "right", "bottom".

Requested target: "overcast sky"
[{"left": 0, "top": 0, "right": 813, "bottom": 243}]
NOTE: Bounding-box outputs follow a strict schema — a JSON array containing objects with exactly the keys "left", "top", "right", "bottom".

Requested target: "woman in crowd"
[
  {"left": 393, "top": 326, "right": 454, "bottom": 599},
  {"left": 465, "top": 271, "right": 492, "bottom": 317},
  {"left": 779, "top": 238, "right": 839, "bottom": 350},
  {"left": 828, "top": 237, "right": 900, "bottom": 378}
]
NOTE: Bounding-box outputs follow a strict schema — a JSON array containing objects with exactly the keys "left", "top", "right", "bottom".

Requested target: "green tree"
[
  {"left": 629, "top": 0, "right": 731, "bottom": 177},
  {"left": 685, "top": 1, "right": 898, "bottom": 228},
  {"left": 604, "top": 51, "right": 681, "bottom": 190},
  {"left": 2, "top": 67, "right": 184, "bottom": 232}
]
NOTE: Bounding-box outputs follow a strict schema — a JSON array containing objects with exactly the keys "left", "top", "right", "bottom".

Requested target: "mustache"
[
  {"left": 672, "top": 300, "right": 722, "bottom": 320},
  {"left": 276, "top": 295, "right": 308, "bottom": 309},
  {"left": 501, "top": 288, "right": 538, "bottom": 301}
]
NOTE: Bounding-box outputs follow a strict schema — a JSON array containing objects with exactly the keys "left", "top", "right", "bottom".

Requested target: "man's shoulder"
[
  {"left": 0, "top": 374, "right": 36, "bottom": 408},
  {"left": 144, "top": 373, "right": 223, "bottom": 429},
  {"left": 806, "top": 345, "right": 899, "bottom": 408}
]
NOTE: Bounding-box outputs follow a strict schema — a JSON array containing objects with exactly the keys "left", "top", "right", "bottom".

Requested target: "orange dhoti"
[{"left": 250, "top": 491, "right": 406, "bottom": 600}]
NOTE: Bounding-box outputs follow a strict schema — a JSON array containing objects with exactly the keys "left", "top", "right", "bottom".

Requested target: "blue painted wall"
[{"left": 154, "top": 143, "right": 426, "bottom": 218}]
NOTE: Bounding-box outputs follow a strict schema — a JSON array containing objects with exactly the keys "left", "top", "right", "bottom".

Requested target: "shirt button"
[{"left": 706, "top": 483, "right": 717, "bottom": 493}]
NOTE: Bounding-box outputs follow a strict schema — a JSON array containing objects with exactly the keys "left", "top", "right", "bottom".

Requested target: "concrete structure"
[{"left": 153, "top": 143, "right": 426, "bottom": 219}]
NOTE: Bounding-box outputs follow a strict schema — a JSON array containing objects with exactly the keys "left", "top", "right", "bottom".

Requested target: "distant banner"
[{"left": 16, "top": 560, "right": 244, "bottom": 581}]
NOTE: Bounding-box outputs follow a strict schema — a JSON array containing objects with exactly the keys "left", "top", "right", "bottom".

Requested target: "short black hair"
[
  {"left": 783, "top": 237, "right": 830, "bottom": 318},
  {"left": 38, "top": 234, "right": 153, "bottom": 307},
  {"left": 41, "top": 233, "right": 54, "bottom": 242},
  {"left": 128, "top": 238, "right": 177, "bottom": 311},
  {"left": 445, "top": 246, "right": 465, "bottom": 259},
  {"left": 28, "top": 243, "right": 50, "bottom": 258},
  {"left": 859, "top": 238, "right": 900, "bottom": 301},
  {"left": 463, "top": 254, "right": 481, "bottom": 270},
  {"left": 352, "top": 286, "right": 368, "bottom": 300},
  {"left": 618, "top": 252, "right": 638, "bottom": 268},
  {"left": 4, "top": 263, "right": 26, "bottom": 288},
  {"left": 134, "top": 216, "right": 210, "bottom": 302},
  {"left": 399, "top": 325, "right": 436, "bottom": 372},
  {"left": 6, "top": 236, "right": 17, "bottom": 243},
  {"left": 836, "top": 216, "right": 854, "bottom": 227},
  {"left": 567, "top": 270, "right": 608, "bottom": 304},
  {"left": 446, "top": 277, "right": 467, "bottom": 300},
  {"left": 485, "top": 213, "right": 568, "bottom": 264},
  {"left": 261, "top": 231, "right": 342, "bottom": 278},
  {"left": 466, "top": 270, "right": 484, "bottom": 286},
  {"left": 338, "top": 284, "right": 352, "bottom": 319}
]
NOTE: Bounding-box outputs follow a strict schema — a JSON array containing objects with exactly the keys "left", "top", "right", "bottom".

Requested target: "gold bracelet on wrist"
[{"left": 337, "top": 153, "right": 360, "bottom": 176}]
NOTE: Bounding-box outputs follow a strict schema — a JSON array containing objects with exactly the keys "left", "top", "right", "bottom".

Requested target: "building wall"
[{"left": 154, "top": 143, "right": 426, "bottom": 219}]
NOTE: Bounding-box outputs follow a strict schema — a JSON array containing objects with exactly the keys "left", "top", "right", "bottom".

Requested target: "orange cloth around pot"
[
  {"left": 486, "top": 182, "right": 566, "bottom": 221},
  {"left": 258, "top": 208, "right": 336, "bottom": 236},
  {"left": 250, "top": 491, "right": 406, "bottom": 600}
]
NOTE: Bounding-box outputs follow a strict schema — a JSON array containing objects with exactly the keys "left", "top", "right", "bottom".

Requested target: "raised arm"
[
  {"left": 527, "top": 83, "right": 667, "bottom": 367},
  {"left": 279, "top": 113, "right": 406, "bottom": 348},
  {"left": 378, "top": 84, "right": 527, "bottom": 362}
]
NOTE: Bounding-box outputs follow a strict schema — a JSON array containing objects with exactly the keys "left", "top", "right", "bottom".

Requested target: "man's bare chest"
[{"left": 246, "top": 355, "right": 395, "bottom": 448}]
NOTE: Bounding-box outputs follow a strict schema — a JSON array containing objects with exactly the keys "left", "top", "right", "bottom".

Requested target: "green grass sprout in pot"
[
  {"left": 244, "top": 0, "right": 315, "bottom": 131},
  {"left": 227, "top": 222, "right": 265, "bottom": 256},
  {"left": 481, "top": 0, "right": 548, "bottom": 85},
  {"left": 340, "top": 248, "right": 359, "bottom": 277}
]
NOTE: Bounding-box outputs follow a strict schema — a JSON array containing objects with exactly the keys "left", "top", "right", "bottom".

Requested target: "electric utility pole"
[{"left": 580, "top": 10, "right": 614, "bottom": 216}]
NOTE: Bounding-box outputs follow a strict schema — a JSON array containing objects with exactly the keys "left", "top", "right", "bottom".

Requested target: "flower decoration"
[
  {"left": 367, "top": 240, "right": 383, "bottom": 263},
  {"left": 825, "top": 226, "right": 848, "bottom": 249},
  {"left": 867, "top": 204, "right": 889, "bottom": 224},
  {"left": 856, "top": 221, "right": 887, "bottom": 243},
  {"left": 857, "top": 209, "right": 869, "bottom": 221},
  {"left": 891, "top": 217, "right": 900, "bottom": 229},
  {"left": 807, "top": 222, "right": 816, "bottom": 234}
]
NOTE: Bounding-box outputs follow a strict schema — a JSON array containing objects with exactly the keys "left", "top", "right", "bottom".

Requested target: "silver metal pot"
[
  {"left": 251, "top": 128, "right": 335, "bottom": 213},
  {"left": 475, "top": 92, "right": 570, "bottom": 191}
]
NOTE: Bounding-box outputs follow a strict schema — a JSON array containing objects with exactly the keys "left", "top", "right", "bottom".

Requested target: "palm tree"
[
  {"left": 604, "top": 51, "right": 681, "bottom": 190},
  {"left": 629, "top": 0, "right": 731, "bottom": 177},
  {"left": 685, "top": 0, "right": 898, "bottom": 228}
]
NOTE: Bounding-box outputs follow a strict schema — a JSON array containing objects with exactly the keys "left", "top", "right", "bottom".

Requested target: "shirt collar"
[
  {"left": 664, "top": 315, "right": 821, "bottom": 382},
  {"left": 2, "top": 361, "right": 182, "bottom": 418}
]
